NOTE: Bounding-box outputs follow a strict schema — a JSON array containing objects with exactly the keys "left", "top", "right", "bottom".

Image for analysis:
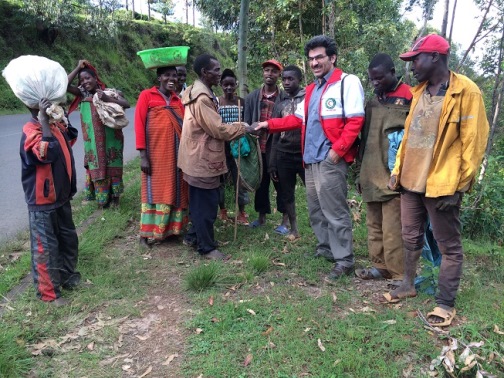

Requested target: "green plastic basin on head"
[{"left": 137, "top": 46, "right": 190, "bottom": 69}]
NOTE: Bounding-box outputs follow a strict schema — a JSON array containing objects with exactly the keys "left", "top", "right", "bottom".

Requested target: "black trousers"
[
  {"left": 255, "top": 153, "right": 284, "bottom": 214},
  {"left": 185, "top": 185, "right": 219, "bottom": 254},
  {"left": 276, "top": 150, "right": 305, "bottom": 207}
]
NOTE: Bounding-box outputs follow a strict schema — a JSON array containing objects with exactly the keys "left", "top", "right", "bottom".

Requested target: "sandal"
[
  {"left": 249, "top": 219, "right": 263, "bottom": 228},
  {"left": 426, "top": 306, "right": 456, "bottom": 327},
  {"left": 380, "top": 291, "right": 417, "bottom": 304},
  {"left": 355, "top": 267, "right": 392, "bottom": 280},
  {"left": 274, "top": 225, "right": 289, "bottom": 235}
]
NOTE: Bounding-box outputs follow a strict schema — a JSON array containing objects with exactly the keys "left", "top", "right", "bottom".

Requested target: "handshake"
[{"left": 239, "top": 121, "right": 269, "bottom": 135}]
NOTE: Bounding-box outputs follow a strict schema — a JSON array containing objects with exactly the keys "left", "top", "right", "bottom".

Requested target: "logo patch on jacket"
[{"left": 325, "top": 98, "right": 337, "bottom": 110}]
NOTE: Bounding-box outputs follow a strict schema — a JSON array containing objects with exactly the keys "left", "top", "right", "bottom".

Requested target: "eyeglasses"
[{"left": 307, "top": 54, "right": 328, "bottom": 63}]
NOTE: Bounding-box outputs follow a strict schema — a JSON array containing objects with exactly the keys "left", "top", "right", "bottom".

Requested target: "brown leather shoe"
[{"left": 327, "top": 264, "right": 354, "bottom": 280}]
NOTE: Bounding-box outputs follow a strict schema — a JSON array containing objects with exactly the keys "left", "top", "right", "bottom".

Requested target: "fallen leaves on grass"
[
  {"left": 262, "top": 326, "right": 273, "bottom": 336},
  {"left": 139, "top": 366, "right": 152, "bottom": 377},
  {"left": 195, "top": 328, "right": 204, "bottom": 334},
  {"left": 243, "top": 353, "right": 253, "bottom": 366},
  {"left": 493, "top": 325, "right": 504, "bottom": 335},
  {"left": 247, "top": 308, "right": 256, "bottom": 316},
  {"left": 208, "top": 296, "right": 214, "bottom": 306},
  {"left": 317, "top": 338, "right": 325, "bottom": 352},
  {"left": 430, "top": 338, "right": 497, "bottom": 377},
  {"left": 382, "top": 319, "right": 397, "bottom": 325},
  {"left": 272, "top": 260, "right": 286, "bottom": 267},
  {"left": 30, "top": 313, "right": 129, "bottom": 356},
  {"left": 161, "top": 353, "right": 178, "bottom": 366},
  {"left": 135, "top": 334, "right": 150, "bottom": 341}
]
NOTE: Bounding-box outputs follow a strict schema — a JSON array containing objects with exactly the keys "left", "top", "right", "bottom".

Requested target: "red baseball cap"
[
  {"left": 262, "top": 59, "right": 283, "bottom": 71},
  {"left": 399, "top": 34, "right": 450, "bottom": 61}
]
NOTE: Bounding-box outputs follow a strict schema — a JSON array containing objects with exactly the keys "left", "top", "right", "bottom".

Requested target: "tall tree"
[
  {"left": 237, "top": 0, "right": 250, "bottom": 97},
  {"left": 441, "top": 0, "right": 449, "bottom": 37}
]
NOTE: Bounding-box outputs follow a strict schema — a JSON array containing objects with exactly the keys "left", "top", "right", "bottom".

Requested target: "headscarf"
[{"left": 68, "top": 61, "right": 106, "bottom": 114}]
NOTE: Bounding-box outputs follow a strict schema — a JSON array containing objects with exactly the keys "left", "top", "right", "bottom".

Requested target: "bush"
[{"left": 461, "top": 155, "right": 504, "bottom": 244}]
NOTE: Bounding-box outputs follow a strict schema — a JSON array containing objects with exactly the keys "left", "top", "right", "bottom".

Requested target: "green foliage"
[
  {"left": 0, "top": 326, "right": 32, "bottom": 377},
  {"left": 0, "top": 1, "right": 235, "bottom": 112},
  {"left": 461, "top": 153, "right": 504, "bottom": 244},
  {"left": 185, "top": 262, "right": 221, "bottom": 291}
]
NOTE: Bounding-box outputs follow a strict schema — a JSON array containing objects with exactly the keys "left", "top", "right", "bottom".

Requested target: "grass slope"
[
  {"left": 0, "top": 1, "right": 237, "bottom": 113},
  {"left": 1, "top": 160, "right": 502, "bottom": 377}
]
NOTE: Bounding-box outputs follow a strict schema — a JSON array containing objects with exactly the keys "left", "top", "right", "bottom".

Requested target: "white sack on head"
[{"left": 2, "top": 55, "right": 68, "bottom": 108}]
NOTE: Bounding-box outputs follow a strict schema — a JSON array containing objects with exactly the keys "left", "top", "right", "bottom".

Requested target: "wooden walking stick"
[{"left": 234, "top": 99, "right": 242, "bottom": 241}]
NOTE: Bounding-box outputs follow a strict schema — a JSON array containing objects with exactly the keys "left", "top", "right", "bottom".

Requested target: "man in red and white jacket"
[{"left": 255, "top": 35, "right": 365, "bottom": 279}]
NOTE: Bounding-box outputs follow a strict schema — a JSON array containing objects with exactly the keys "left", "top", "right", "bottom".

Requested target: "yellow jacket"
[{"left": 392, "top": 71, "right": 489, "bottom": 198}]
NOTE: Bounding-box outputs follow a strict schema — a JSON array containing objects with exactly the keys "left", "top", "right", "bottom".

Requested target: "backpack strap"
[{"left": 340, "top": 73, "right": 347, "bottom": 124}]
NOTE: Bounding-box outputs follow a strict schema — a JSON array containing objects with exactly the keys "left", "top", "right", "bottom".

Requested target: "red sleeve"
[
  {"left": 134, "top": 90, "right": 150, "bottom": 150},
  {"left": 267, "top": 114, "right": 302, "bottom": 133}
]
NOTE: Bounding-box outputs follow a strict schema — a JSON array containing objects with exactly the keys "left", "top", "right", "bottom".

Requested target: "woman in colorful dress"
[
  {"left": 217, "top": 69, "right": 249, "bottom": 225},
  {"left": 67, "top": 60, "right": 130, "bottom": 208},
  {"left": 134, "top": 66, "right": 189, "bottom": 247}
]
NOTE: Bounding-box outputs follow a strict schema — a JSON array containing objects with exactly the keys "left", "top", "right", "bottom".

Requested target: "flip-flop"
[
  {"left": 426, "top": 307, "right": 456, "bottom": 327},
  {"left": 355, "top": 267, "right": 392, "bottom": 280},
  {"left": 249, "top": 219, "right": 263, "bottom": 228},
  {"left": 380, "top": 291, "right": 417, "bottom": 304},
  {"left": 274, "top": 225, "right": 289, "bottom": 235}
]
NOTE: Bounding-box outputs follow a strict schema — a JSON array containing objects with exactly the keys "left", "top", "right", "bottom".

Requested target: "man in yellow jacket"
[{"left": 384, "top": 34, "right": 489, "bottom": 327}]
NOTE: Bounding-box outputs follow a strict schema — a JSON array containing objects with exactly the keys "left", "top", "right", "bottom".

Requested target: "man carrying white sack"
[{"left": 3, "top": 56, "right": 82, "bottom": 306}]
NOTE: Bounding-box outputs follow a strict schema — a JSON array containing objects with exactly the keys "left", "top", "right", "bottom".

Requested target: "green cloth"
[
  {"left": 237, "top": 134, "right": 262, "bottom": 191},
  {"left": 79, "top": 99, "right": 124, "bottom": 182}
]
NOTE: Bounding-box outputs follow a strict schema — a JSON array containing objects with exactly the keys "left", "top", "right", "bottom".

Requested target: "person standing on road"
[
  {"left": 21, "top": 98, "right": 81, "bottom": 305},
  {"left": 178, "top": 53, "right": 253, "bottom": 260},
  {"left": 67, "top": 60, "right": 130, "bottom": 208},
  {"left": 134, "top": 66, "right": 189, "bottom": 248},
  {"left": 383, "top": 35, "right": 489, "bottom": 328},
  {"left": 255, "top": 35, "right": 365, "bottom": 279},
  {"left": 355, "top": 53, "right": 412, "bottom": 283}
]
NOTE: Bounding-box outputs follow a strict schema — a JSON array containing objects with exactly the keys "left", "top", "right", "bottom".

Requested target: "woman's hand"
[
  {"left": 77, "top": 60, "right": 89, "bottom": 69},
  {"left": 139, "top": 150, "right": 151, "bottom": 175}
]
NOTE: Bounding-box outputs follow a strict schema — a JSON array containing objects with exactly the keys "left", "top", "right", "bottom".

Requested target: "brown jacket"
[{"left": 178, "top": 79, "right": 245, "bottom": 178}]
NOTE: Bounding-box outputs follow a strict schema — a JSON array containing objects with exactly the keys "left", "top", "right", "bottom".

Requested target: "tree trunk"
[
  {"left": 321, "top": 0, "right": 325, "bottom": 35},
  {"left": 328, "top": 1, "right": 335, "bottom": 40},
  {"left": 125, "top": 0, "right": 128, "bottom": 11},
  {"left": 186, "top": 0, "right": 189, "bottom": 24},
  {"left": 448, "top": 0, "right": 457, "bottom": 44},
  {"left": 441, "top": 0, "right": 449, "bottom": 37},
  {"left": 193, "top": 1, "right": 196, "bottom": 26},
  {"left": 132, "top": 0, "right": 135, "bottom": 19},
  {"left": 457, "top": 0, "right": 494, "bottom": 71},
  {"left": 147, "top": 1, "right": 151, "bottom": 20},
  {"left": 477, "top": 15, "right": 504, "bottom": 185},
  {"left": 299, "top": 0, "right": 307, "bottom": 87},
  {"left": 238, "top": 0, "right": 251, "bottom": 98}
]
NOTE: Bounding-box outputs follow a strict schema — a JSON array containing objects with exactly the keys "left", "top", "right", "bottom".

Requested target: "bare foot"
[
  {"left": 389, "top": 284, "right": 417, "bottom": 299},
  {"left": 381, "top": 284, "right": 417, "bottom": 303}
]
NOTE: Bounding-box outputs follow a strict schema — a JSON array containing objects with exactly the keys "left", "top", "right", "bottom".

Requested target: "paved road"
[{"left": 0, "top": 108, "right": 138, "bottom": 242}]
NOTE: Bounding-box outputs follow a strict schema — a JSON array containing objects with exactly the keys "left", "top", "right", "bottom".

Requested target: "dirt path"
[{"left": 97, "top": 234, "right": 192, "bottom": 377}]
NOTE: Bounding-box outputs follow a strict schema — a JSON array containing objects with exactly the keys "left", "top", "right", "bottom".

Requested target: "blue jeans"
[
  {"left": 305, "top": 157, "right": 354, "bottom": 267},
  {"left": 185, "top": 185, "right": 219, "bottom": 254}
]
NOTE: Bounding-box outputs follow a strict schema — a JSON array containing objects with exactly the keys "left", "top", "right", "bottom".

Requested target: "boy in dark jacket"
[
  {"left": 21, "top": 98, "right": 80, "bottom": 305},
  {"left": 269, "top": 65, "right": 306, "bottom": 239}
]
